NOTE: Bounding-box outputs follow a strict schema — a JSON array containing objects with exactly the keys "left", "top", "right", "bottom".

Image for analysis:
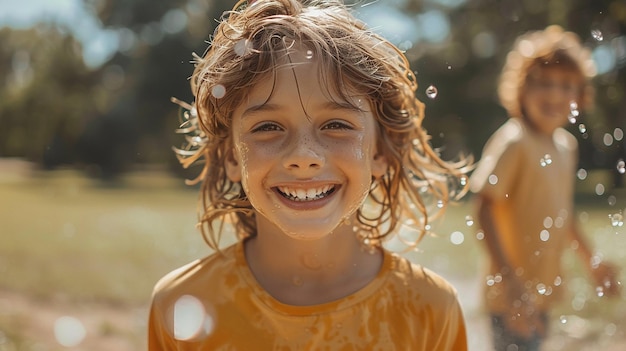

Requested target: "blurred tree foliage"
[{"left": 0, "top": 0, "right": 624, "bottom": 184}]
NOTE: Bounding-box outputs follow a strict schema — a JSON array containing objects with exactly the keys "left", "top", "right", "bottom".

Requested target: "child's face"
[
  {"left": 521, "top": 66, "right": 582, "bottom": 135},
  {"left": 226, "top": 48, "right": 388, "bottom": 240}
]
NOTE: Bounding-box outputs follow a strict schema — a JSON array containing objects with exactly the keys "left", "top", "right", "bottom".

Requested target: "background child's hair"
[
  {"left": 498, "top": 25, "right": 596, "bottom": 118},
  {"left": 174, "top": 0, "right": 470, "bottom": 251}
]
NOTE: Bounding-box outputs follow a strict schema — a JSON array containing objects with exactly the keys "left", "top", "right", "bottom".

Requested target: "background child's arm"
[
  {"left": 477, "top": 194, "right": 547, "bottom": 338},
  {"left": 476, "top": 195, "right": 515, "bottom": 275}
]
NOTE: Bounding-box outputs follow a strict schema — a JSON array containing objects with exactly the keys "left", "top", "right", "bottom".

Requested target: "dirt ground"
[{"left": 0, "top": 289, "right": 147, "bottom": 351}]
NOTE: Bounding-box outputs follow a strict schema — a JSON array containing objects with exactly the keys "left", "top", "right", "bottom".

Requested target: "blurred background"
[{"left": 0, "top": 0, "right": 625, "bottom": 350}]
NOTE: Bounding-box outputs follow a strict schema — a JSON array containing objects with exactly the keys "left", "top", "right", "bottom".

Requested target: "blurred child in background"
[
  {"left": 148, "top": 0, "right": 471, "bottom": 349},
  {"left": 470, "top": 25, "right": 621, "bottom": 351}
]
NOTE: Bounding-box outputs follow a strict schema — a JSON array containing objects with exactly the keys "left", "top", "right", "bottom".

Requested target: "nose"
[{"left": 282, "top": 133, "right": 325, "bottom": 171}]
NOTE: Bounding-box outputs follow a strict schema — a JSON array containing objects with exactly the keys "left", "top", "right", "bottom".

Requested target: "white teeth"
[
  {"left": 277, "top": 185, "right": 334, "bottom": 201},
  {"left": 296, "top": 189, "right": 307, "bottom": 199}
]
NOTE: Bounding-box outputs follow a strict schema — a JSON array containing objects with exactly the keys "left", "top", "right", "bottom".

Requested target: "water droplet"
[
  {"left": 605, "top": 323, "right": 617, "bottom": 336},
  {"left": 543, "top": 216, "right": 553, "bottom": 228},
  {"left": 233, "top": 39, "right": 253, "bottom": 57},
  {"left": 609, "top": 212, "right": 624, "bottom": 227},
  {"left": 211, "top": 84, "right": 226, "bottom": 99},
  {"left": 465, "top": 215, "right": 474, "bottom": 226},
  {"left": 476, "top": 231, "right": 485, "bottom": 240},
  {"left": 450, "top": 231, "right": 464, "bottom": 245},
  {"left": 596, "top": 286, "right": 605, "bottom": 297},
  {"left": 603, "top": 133, "right": 614, "bottom": 146},
  {"left": 292, "top": 276, "right": 304, "bottom": 286},
  {"left": 577, "top": 168, "right": 587, "bottom": 180},
  {"left": 617, "top": 159, "right": 625, "bottom": 174},
  {"left": 460, "top": 175, "right": 468, "bottom": 186},
  {"left": 488, "top": 174, "right": 498, "bottom": 185},
  {"left": 591, "top": 29, "right": 603, "bottom": 41},
  {"left": 578, "top": 123, "right": 587, "bottom": 133},
  {"left": 560, "top": 315, "right": 568, "bottom": 324},
  {"left": 554, "top": 276, "right": 562, "bottom": 286},
  {"left": 540, "top": 230, "right": 550, "bottom": 241},
  {"left": 436, "top": 200, "right": 444, "bottom": 208},
  {"left": 425, "top": 85, "right": 438, "bottom": 99},
  {"left": 305, "top": 50, "right": 314, "bottom": 59},
  {"left": 485, "top": 275, "right": 495, "bottom": 286},
  {"left": 608, "top": 195, "right": 617, "bottom": 206},
  {"left": 54, "top": 316, "right": 86, "bottom": 347},
  {"left": 540, "top": 154, "right": 552, "bottom": 167},
  {"left": 568, "top": 101, "right": 579, "bottom": 123},
  {"left": 595, "top": 183, "right": 605, "bottom": 196},
  {"left": 536, "top": 283, "right": 547, "bottom": 295}
]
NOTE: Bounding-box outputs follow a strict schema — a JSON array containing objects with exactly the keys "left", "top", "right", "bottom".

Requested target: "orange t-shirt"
[
  {"left": 148, "top": 241, "right": 467, "bottom": 350},
  {"left": 470, "top": 118, "right": 578, "bottom": 313}
]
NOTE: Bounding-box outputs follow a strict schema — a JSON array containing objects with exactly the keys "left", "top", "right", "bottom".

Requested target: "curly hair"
[
  {"left": 173, "top": 0, "right": 471, "bottom": 251},
  {"left": 498, "top": 25, "right": 596, "bottom": 118}
]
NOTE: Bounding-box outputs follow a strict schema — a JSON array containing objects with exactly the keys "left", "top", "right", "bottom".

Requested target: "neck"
[{"left": 244, "top": 220, "right": 383, "bottom": 305}]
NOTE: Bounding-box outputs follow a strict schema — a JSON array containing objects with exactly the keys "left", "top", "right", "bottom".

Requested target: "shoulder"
[
  {"left": 553, "top": 127, "right": 578, "bottom": 152},
  {"left": 386, "top": 253, "right": 460, "bottom": 309},
  {"left": 151, "top": 244, "right": 238, "bottom": 303},
  {"left": 469, "top": 119, "right": 526, "bottom": 193}
]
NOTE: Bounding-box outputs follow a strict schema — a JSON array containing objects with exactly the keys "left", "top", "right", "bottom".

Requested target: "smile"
[{"left": 276, "top": 185, "right": 336, "bottom": 202}]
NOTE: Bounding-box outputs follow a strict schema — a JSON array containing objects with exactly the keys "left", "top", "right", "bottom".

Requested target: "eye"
[
  {"left": 322, "top": 120, "right": 353, "bottom": 130},
  {"left": 251, "top": 122, "right": 282, "bottom": 133}
]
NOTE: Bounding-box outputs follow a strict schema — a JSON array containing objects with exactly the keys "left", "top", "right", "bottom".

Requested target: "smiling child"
[{"left": 148, "top": 0, "right": 471, "bottom": 349}]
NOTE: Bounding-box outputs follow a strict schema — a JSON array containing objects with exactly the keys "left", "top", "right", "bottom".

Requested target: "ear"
[
  {"left": 225, "top": 148, "right": 242, "bottom": 183},
  {"left": 371, "top": 152, "right": 388, "bottom": 178}
]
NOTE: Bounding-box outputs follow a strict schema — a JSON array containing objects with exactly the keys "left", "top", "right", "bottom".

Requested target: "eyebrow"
[{"left": 241, "top": 100, "right": 364, "bottom": 119}]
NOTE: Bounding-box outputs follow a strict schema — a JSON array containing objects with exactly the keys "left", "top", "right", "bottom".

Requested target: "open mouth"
[{"left": 275, "top": 185, "right": 336, "bottom": 202}]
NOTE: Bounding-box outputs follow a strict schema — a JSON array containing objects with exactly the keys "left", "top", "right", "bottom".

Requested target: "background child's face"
[
  {"left": 521, "top": 66, "right": 583, "bottom": 134},
  {"left": 226, "top": 48, "right": 387, "bottom": 240}
]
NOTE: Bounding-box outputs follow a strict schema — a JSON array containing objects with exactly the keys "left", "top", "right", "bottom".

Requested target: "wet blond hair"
[
  {"left": 498, "top": 25, "right": 596, "bottom": 118},
  {"left": 174, "top": 0, "right": 470, "bottom": 251}
]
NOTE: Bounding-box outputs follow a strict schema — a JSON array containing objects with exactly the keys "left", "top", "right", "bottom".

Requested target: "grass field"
[{"left": 1, "top": 160, "right": 625, "bottom": 350}]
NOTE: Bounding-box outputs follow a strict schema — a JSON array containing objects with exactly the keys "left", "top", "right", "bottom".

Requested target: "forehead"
[
  {"left": 528, "top": 64, "right": 584, "bottom": 83},
  {"left": 240, "top": 49, "right": 365, "bottom": 111}
]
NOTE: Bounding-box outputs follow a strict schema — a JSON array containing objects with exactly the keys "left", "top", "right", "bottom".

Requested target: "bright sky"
[{"left": 0, "top": 0, "right": 118, "bottom": 67}]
